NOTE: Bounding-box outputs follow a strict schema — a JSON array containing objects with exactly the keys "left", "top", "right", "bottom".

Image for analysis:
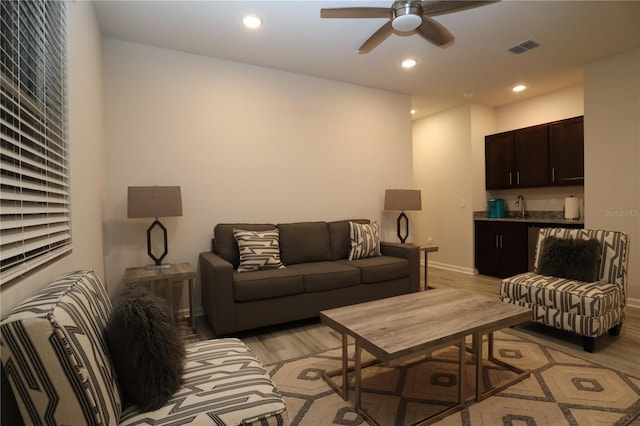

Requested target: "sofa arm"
[
  {"left": 199, "top": 252, "right": 235, "bottom": 336},
  {"left": 380, "top": 242, "right": 420, "bottom": 293}
]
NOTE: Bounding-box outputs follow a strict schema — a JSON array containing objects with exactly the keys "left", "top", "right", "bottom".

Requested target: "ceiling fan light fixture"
[
  {"left": 392, "top": 13, "right": 422, "bottom": 32},
  {"left": 321, "top": 0, "right": 495, "bottom": 53}
]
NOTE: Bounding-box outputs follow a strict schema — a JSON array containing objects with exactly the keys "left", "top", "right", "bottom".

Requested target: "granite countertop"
[{"left": 473, "top": 211, "right": 584, "bottom": 225}]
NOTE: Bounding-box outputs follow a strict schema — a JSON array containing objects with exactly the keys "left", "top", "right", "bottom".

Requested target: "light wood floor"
[{"left": 195, "top": 267, "right": 640, "bottom": 378}]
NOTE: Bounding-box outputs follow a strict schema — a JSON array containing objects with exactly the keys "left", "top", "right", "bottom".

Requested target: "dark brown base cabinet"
[{"left": 475, "top": 221, "right": 529, "bottom": 278}]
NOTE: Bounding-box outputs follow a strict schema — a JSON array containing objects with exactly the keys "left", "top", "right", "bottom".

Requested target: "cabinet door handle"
[
  {"left": 517, "top": 172, "right": 520, "bottom": 185},
  {"left": 496, "top": 235, "right": 499, "bottom": 248},
  {"left": 552, "top": 167, "right": 555, "bottom": 182},
  {"left": 500, "top": 235, "right": 503, "bottom": 248},
  {"left": 509, "top": 172, "right": 512, "bottom": 185}
]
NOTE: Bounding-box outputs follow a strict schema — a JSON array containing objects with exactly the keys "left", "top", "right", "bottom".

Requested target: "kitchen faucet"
[{"left": 515, "top": 195, "right": 526, "bottom": 218}]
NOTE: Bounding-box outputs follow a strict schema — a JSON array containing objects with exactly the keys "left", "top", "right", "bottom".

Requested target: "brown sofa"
[{"left": 199, "top": 219, "right": 420, "bottom": 335}]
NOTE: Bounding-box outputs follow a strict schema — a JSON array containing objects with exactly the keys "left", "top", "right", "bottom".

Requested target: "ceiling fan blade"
[
  {"left": 359, "top": 21, "right": 394, "bottom": 54},
  {"left": 420, "top": 1, "right": 499, "bottom": 17},
  {"left": 321, "top": 7, "right": 391, "bottom": 19},
  {"left": 415, "top": 16, "right": 454, "bottom": 46}
]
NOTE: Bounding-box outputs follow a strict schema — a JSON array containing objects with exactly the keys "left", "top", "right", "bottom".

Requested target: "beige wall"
[
  {"left": 101, "top": 39, "right": 414, "bottom": 308},
  {"left": 584, "top": 49, "right": 640, "bottom": 305},
  {"left": 413, "top": 85, "right": 585, "bottom": 273},
  {"left": 3, "top": 7, "right": 635, "bottom": 313},
  {"left": 413, "top": 57, "right": 639, "bottom": 307},
  {"left": 495, "top": 85, "right": 584, "bottom": 131},
  {"left": 489, "top": 85, "right": 585, "bottom": 214},
  {"left": 413, "top": 104, "right": 495, "bottom": 273},
  {"left": 470, "top": 105, "right": 498, "bottom": 212},
  {"left": 1, "top": 2, "right": 106, "bottom": 313}
]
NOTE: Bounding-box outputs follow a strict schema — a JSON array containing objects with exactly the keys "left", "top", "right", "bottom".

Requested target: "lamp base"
[
  {"left": 147, "top": 219, "right": 169, "bottom": 266},
  {"left": 397, "top": 211, "right": 409, "bottom": 244},
  {"left": 145, "top": 263, "right": 172, "bottom": 270}
]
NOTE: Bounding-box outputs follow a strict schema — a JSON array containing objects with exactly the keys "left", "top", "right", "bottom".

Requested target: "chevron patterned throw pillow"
[
  {"left": 233, "top": 228, "right": 286, "bottom": 272},
  {"left": 348, "top": 221, "right": 381, "bottom": 260}
]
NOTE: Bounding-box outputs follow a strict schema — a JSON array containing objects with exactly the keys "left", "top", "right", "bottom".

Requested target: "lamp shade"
[
  {"left": 127, "top": 186, "right": 183, "bottom": 218},
  {"left": 384, "top": 189, "right": 422, "bottom": 211}
]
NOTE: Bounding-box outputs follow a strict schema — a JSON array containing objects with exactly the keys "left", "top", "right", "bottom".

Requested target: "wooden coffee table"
[{"left": 320, "top": 287, "right": 532, "bottom": 425}]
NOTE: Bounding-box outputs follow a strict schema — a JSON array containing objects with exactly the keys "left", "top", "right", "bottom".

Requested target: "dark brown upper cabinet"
[
  {"left": 513, "top": 124, "right": 549, "bottom": 187},
  {"left": 485, "top": 124, "right": 548, "bottom": 189},
  {"left": 485, "top": 116, "right": 584, "bottom": 190},
  {"left": 549, "top": 116, "right": 584, "bottom": 185},
  {"left": 485, "top": 131, "right": 514, "bottom": 189}
]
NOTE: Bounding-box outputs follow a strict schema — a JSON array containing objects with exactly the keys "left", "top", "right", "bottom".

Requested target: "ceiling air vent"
[{"left": 508, "top": 39, "right": 540, "bottom": 54}]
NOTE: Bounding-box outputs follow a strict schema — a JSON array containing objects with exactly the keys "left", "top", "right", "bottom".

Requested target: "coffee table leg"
[
  {"left": 458, "top": 338, "right": 465, "bottom": 404},
  {"left": 355, "top": 340, "right": 362, "bottom": 410},
  {"left": 477, "top": 331, "right": 529, "bottom": 402},
  {"left": 475, "top": 332, "right": 483, "bottom": 401},
  {"left": 488, "top": 332, "right": 495, "bottom": 359},
  {"left": 342, "top": 332, "right": 349, "bottom": 400}
]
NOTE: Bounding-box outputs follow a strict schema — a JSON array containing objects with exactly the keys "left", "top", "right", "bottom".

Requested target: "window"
[{"left": 1, "top": 1, "right": 70, "bottom": 283}]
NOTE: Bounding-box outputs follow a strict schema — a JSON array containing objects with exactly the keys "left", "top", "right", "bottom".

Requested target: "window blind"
[{"left": 1, "top": 0, "right": 71, "bottom": 283}]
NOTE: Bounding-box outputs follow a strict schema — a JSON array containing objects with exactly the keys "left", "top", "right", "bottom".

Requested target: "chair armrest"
[
  {"left": 380, "top": 242, "right": 420, "bottom": 292},
  {"left": 199, "top": 252, "right": 235, "bottom": 336}
]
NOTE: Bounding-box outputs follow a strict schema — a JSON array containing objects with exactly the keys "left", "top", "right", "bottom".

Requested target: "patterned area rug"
[{"left": 266, "top": 329, "right": 640, "bottom": 426}]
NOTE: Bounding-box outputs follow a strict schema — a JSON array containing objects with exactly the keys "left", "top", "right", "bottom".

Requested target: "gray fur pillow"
[
  {"left": 538, "top": 237, "right": 601, "bottom": 282},
  {"left": 106, "top": 285, "right": 185, "bottom": 411}
]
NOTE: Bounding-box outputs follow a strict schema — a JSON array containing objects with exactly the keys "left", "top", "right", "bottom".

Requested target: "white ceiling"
[{"left": 94, "top": 1, "right": 640, "bottom": 119}]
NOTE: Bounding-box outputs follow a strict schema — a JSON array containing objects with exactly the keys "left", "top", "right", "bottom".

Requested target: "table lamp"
[
  {"left": 384, "top": 189, "right": 422, "bottom": 243},
  {"left": 127, "top": 186, "right": 182, "bottom": 269}
]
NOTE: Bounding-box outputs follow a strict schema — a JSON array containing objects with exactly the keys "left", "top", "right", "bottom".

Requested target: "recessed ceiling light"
[
  {"left": 401, "top": 58, "right": 417, "bottom": 68},
  {"left": 410, "top": 109, "right": 416, "bottom": 115},
  {"left": 512, "top": 84, "right": 527, "bottom": 92},
  {"left": 464, "top": 91, "right": 474, "bottom": 98},
  {"left": 243, "top": 15, "right": 262, "bottom": 29}
]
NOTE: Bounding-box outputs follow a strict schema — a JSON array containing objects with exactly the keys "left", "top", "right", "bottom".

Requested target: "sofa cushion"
[
  {"left": 501, "top": 272, "right": 622, "bottom": 317},
  {"left": 106, "top": 285, "right": 185, "bottom": 411},
  {"left": 538, "top": 236, "right": 601, "bottom": 282},
  {"left": 278, "top": 221, "right": 332, "bottom": 265},
  {"left": 214, "top": 223, "right": 276, "bottom": 268},
  {"left": 119, "top": 338, "right": 289, "bottom": 425},
  {"left": 339, "top": 255, "right": 409, "bottom": 284},
  {"left": 287, "top": 262, "right": 360, "bottom": 292},
  {"left": 348, "top": 221, "right": 381, "bottom": 260},
  {"left": 0, "top": 271, "right": 122, "bottom": 426},
  {"left": 233, "top": 268, "right": 304, "bottom": 302},
  {"left": 234, "top": 228, "right": 285, "bottom": 272},
  {"left": 328, "top": 219, "right": 369, "bottom": 260}
]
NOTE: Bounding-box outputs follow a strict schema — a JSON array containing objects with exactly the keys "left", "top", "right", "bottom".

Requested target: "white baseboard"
[
  {"left": 425, "top": 260, "right": 476, "bottom": 276},
  {"left": 175, "top": 307, "right": 204, "bottom": 318},
  {"left": 627, "top": 298, "right": 640, "bottom": 309}
]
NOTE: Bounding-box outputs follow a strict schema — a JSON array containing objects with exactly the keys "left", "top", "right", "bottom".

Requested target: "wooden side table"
[
  {"left": 415, "top": 245, "right": 439, "bottom": 290},
  {"left": 123, "top": 262, "right": 196, "bottom": 339}
]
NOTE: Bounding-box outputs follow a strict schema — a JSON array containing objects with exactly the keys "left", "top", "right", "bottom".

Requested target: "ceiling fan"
[{"left": 320, "top": 1, "right": 498, "bottom": 53}]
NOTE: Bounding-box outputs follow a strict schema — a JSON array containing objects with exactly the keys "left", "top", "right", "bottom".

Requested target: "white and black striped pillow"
[
  {"left": 348, "top": 221, "right": 381, "bottom": 260},
  {"left": 233, "top": 228, "right": 285, "bottom": 272}
]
